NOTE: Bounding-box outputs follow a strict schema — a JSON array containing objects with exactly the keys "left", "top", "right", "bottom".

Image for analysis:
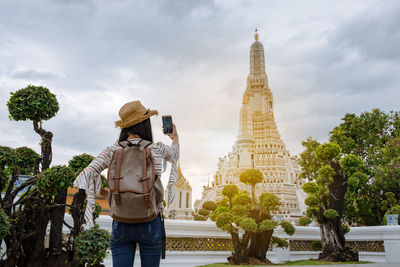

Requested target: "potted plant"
[{"left": 381, "top": 192, "right": 400, "bottom": 225}]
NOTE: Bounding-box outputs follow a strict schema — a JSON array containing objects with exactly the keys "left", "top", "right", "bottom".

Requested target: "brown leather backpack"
[{"left": 107, "top": 140, "right": 164, "bottom": 223}]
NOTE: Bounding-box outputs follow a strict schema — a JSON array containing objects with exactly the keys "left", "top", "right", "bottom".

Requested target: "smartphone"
[{"left": 162, "top": 115, "right": 173, "bottom": 134}]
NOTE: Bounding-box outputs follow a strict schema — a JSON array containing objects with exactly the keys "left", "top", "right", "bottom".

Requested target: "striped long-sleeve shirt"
[{"left": 73, "top": 138, "right": 179, "bottom": 227}]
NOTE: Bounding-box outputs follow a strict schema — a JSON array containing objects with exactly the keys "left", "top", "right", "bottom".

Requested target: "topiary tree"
[
  {"left": 8, "top": 84, "right": 59, "bottom": 170},
  {"left": 210, "top": 169, "right": 295, "bottom": 265},
  {"left": 202, "top": 201, "right": 217, "bottom": 212},
  {"left": 74, "top": 226, "right": 110, "bottom": 267},
  {"left": 222, "top": 184, "right": 238, "bottom": 209},
  {"left": 299, "top": 139, "right": 363, "bottom": 261},
  {"left": 7, "top": 85, "right": 63, "bottom": 263},
  {"left": 239, "top": 169, "right": 263, "bottom": 203},
  {"left": 2, "top": 86, "right": 96, "bottom": 266},
  {"left": 198, "top": 201, "right": 217, "bottom": 220}
]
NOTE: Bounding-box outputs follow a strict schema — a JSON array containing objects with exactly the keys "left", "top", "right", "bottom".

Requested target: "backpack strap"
[
  {"left": 141, "top": 148, "right": 152, "bottom": 209},
  {"left": 112, "top": 147, "right": 124, "bottom": 205},
  {"left": 139, "top": 140, "right": 152, "bottom": 151}
]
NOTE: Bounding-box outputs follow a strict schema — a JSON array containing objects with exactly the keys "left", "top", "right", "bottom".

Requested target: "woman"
[{"left": 73, "top": 100, "right": 179, "bottom": 267}]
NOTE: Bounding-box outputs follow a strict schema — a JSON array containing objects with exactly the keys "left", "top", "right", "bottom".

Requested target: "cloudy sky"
[{"left": 1, "top": 0, "right": 399, "bottom": 203}]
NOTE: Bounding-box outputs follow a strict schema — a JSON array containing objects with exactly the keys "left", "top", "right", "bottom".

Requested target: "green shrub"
[
  {"left": 323, "top": 209, "right": 339, "bottom": 219},
  {"left": 383, "top": 205, "right": 400, "bottom": 225},
  {"left": 0, "top": 209, "right": 10, "bottom": 239},
  {"left": 299, "top": 216, "right": 312, "bottom": 226},
  {"left": 239, "top": 218, "right": 257, "bottom": 232},
  {"left": 202, "top": 201, "right": 217, "bottom": 211},
  {"left": 342, "top": 224, "right": 350, "bottom": 235},
  {"left": 36, "top": 165, "right": 75, "bottom": 197},
  {"left": 193, "top": 215, "right": 206, "bottom": 221},
  {"left": 74, "top": 226, "right": 110, "bottom": 266},
  {"left": 198, "top": 208, "right": 209, "bottom": 217},
  {"left": 68, "top": 153, "right": 95, "bottom": 173},
  {"left": 280, "top": 220, "right": 295, "bottom": 236},
  {"left": 259, "top": 219, "right": 278, "bottom": 232},
  {"left": 93, "top": 203, "right": 102, "bottom": 222},
  {"left": 311, "top": 240, "right": 322, "bottom": 251},
  {"left": 14, "top": 147, "right": 39, "bottom": 175},
  {"left": 271, "top": 236, "right": 289, "bottom": 249}
]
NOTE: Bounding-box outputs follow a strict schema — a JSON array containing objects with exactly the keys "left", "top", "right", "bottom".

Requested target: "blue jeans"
[{"left": 110, "top": 214, "right": 162, "bottom": 267}]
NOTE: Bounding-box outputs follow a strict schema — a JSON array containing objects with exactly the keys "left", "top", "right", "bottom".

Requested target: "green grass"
[{"left": 198, "top": 259, "right": 372, "bottom": 267}]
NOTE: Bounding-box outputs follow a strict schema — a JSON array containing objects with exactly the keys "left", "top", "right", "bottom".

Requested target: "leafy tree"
[
  {"left": 210, "top": 169, "right": 295, "bottom": 265},
  {"left": 1, "top": 86, "right": 90, "bottom": 266},
  {"left": 330, "top": 109, "right": 400, "bottom": 225},
  {"left": 8, "top": 84, "right": 59, "bottom": 170},
  {"left": 299, "top": 139, "right": 362, "bottom": 261}
]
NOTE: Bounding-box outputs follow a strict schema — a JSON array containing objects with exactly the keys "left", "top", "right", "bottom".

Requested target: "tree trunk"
[
  {"left": 49, "top": 188, "right": 68, "bottom": 255},
  {"left": 229, "top": 231, "right": 250, "bottom": 265},
  {"left": 71, "top": 189, "right": 86, "bottom": 238},
  {"left": 251, "top": 184, "right": 256, "bottom": 203},
  {"left": 246, "top": 208, "right": 272, "bottom": 263},
  {"left": 247, "top": 230, "right": 272, "bottom": 263},
  {"left": 318, "top": 216, "right": 358, "bottom": 261},
  {"left": 20, "top": 196, "right": 51, "bottom": 267},
  {"left": 33, "top": 121, "right": 53, "bottom": 170},
  {"left": 317, "top": 160, "right": 359, "bottom": 262}
]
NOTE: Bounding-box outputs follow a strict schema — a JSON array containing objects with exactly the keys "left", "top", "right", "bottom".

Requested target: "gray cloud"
[
  {"left": 11, "top": 69, "right": 60, "bottom": 80},
  {"left": 1, "top": 0, "right": 399, "bottom": 202}
]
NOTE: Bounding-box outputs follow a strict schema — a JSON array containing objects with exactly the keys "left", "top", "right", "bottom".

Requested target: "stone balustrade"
[{"left": 63, "top": 215, "right": 400, "bottom": 267}]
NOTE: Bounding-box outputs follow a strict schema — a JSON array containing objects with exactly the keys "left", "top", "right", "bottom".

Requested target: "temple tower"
[
  {"left": 164, "top": 163, "right": 193, "bottom": 220},
  {"left": 197, "top": 30, "right": 305, "bottom": 222}
]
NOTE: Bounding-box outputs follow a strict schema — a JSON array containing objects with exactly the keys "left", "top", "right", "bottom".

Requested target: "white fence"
[{"left": 69, "top": 215, "right": 400, "bottom": 267}]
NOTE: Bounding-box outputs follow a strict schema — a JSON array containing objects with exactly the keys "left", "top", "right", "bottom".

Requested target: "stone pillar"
[{"left": 383, "top": 225, "right": 400, "bottom": 262}]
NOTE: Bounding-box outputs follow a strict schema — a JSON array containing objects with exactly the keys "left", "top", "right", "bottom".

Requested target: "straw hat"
[{"left": 115, "top": 101, "right": 158, "bottom": 129}]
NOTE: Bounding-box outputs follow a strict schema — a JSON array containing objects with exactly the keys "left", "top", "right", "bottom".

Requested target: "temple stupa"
[{"left": 196, "top": 30, "right": 306, "bottom": 221}]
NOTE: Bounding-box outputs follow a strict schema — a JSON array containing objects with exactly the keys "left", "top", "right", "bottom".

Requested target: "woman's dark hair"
[{"left": 118, "top": 118, "right": 153, "bottom": 142}]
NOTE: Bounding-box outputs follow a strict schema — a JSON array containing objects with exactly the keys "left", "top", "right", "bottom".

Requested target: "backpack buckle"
[{"left": 143, "top": 194, "right": 151, "bottom": 209}]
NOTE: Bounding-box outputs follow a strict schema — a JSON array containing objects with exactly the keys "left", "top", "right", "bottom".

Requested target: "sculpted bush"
[{"left": 211, "top": 169, "right": 295, "bottom": 265}]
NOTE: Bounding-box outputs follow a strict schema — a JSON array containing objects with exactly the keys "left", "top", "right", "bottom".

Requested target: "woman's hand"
[{"left": 164, "top": 123, "right": 179, "bottom": 144}]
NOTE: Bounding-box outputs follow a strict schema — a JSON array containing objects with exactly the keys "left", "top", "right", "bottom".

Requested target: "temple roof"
[
  {"left": 249, "top": 29, "right": 266, "bottom": 77},
  {"left": 174, "top": 162, "right": 192, "bottom": 191}
]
